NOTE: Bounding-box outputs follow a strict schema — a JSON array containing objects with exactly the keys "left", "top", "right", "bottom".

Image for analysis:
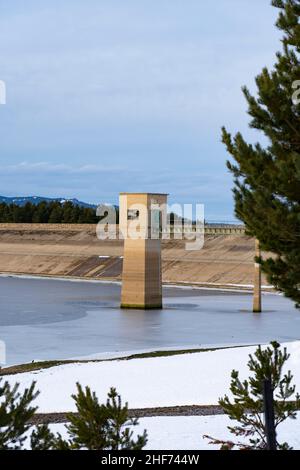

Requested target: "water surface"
[{"left": 0, "top": 276, "right": 299, "bottom": 366}]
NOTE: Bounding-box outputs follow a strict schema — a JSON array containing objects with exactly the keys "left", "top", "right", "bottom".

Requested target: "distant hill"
[
  {"left": 0, "top": 196, "right": 239, "bottom": 225},
  {"left": 0, "top": 196, "right": 97, "bottom": 208}
]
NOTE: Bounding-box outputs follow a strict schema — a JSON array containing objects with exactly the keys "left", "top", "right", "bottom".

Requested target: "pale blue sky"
[{"left": 0, "top": 0, "right": 280, "bottom": 220}]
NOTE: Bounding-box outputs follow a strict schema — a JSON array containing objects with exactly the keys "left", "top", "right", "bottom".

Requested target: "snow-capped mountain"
[{"left": 0, "top": 196, "right": 97, "bottom": 208}]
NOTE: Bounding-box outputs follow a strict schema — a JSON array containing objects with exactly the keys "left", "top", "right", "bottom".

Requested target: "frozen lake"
[{"left": 0, "top": 276, "right": 299, "bottom": 366}]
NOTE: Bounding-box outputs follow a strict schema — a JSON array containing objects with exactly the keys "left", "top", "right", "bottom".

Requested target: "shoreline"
[{"left": 0, "top": 271, "right": 276, "bottom": 294}]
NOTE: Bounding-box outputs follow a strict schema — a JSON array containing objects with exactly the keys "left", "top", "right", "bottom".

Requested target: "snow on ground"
[
  {"left": 27, "top": 414, "right": 300, "bottom": 450},
  {"left": 4, "top": 342, "right": 300, "bottom": 413},
  {"left": 123, "top": 414, "right": 300, "bottom": 450}
]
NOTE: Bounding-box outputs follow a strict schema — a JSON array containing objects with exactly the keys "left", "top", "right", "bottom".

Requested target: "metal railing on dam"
[
  {"left": 204, "top": 224, "right": 246, "bottom": 235},
  {"left": 0, "top": 223, "right": 246, "bottom": 235}
]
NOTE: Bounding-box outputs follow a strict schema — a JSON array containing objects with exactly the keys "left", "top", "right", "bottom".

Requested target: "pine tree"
[
  {"left": 30, "top": 424, "right": 58, "bottom": 450},
  {"left": 204, "top": 342, "right": 300, "bottom": 450},
  {"left": 222, "top": 0, "right": 300, "bottom": 306},
  {"left": 0, "top": 378, "right": 39, "bottom": 449},
  {"left": 62, "top": 385, "right": 147, "bottom": 450},
  {"left": 49, "top": 202, "right": 63, "bottom": 223},
  {"left": 0, "top": 377, "right": 147, "bottom": 450}
]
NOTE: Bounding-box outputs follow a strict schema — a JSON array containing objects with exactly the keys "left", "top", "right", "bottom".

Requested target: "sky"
[{"left": 0, "top": 0, "right": 281, "bottom": 221}]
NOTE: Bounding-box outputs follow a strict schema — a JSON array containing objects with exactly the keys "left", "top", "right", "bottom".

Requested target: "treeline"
[
  {"left": 0, "top": 201, "right": 184, "bottom": 225},
  {"left": 0, "top": 201, "right": 100, "bottom": 224}
]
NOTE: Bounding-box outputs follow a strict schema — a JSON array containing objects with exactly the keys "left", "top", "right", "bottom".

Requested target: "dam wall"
[{"left": 0, "top": 223, "right": 269, "bottom": 290}]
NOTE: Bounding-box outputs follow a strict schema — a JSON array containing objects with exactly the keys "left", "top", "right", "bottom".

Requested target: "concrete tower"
[{"left": 119, "top": 193, "right": 168, "bottom": 309}]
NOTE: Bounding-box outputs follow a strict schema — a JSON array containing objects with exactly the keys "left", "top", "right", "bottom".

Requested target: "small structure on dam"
[{"left": 119, "top": 192, "right": 168, "bottom": 309}]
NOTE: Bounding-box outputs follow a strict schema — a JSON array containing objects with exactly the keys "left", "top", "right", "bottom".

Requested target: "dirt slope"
[{"left": 0, "top": 224, "right": 269, "bottom": 288}]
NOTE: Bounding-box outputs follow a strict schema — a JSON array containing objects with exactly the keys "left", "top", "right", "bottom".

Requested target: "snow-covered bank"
[
  {"left": 70, "top": 343, "right": 256, "bottom": 362},
  {"left": 4, "top": 342, "right": 300, "bottom": 413},
  {"left": 28, "top": 414, "right": 300, "bottom": 450}
]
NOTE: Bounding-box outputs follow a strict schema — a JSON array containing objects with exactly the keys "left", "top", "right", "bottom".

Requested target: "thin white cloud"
[{"left": 0, "top": 161, "right": 125, "bottom": 174}]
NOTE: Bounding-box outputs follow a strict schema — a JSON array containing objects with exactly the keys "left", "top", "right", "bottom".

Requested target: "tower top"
[{"left": 120, "top": 192, "right": 169, "bottom": 196}]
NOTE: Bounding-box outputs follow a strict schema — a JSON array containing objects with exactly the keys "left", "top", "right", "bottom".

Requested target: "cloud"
[
  {"left": 0, "top": 0, "right": 280, "bottom": 219},
  {"left": 0, "top": 0, "right": 280, "bottom": 128},
  {"left": 0, "top": 161, "right": 125, "bottom": 174},
  {"left": 0, "top": 163, "right": 236, "bottom": 221}
]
